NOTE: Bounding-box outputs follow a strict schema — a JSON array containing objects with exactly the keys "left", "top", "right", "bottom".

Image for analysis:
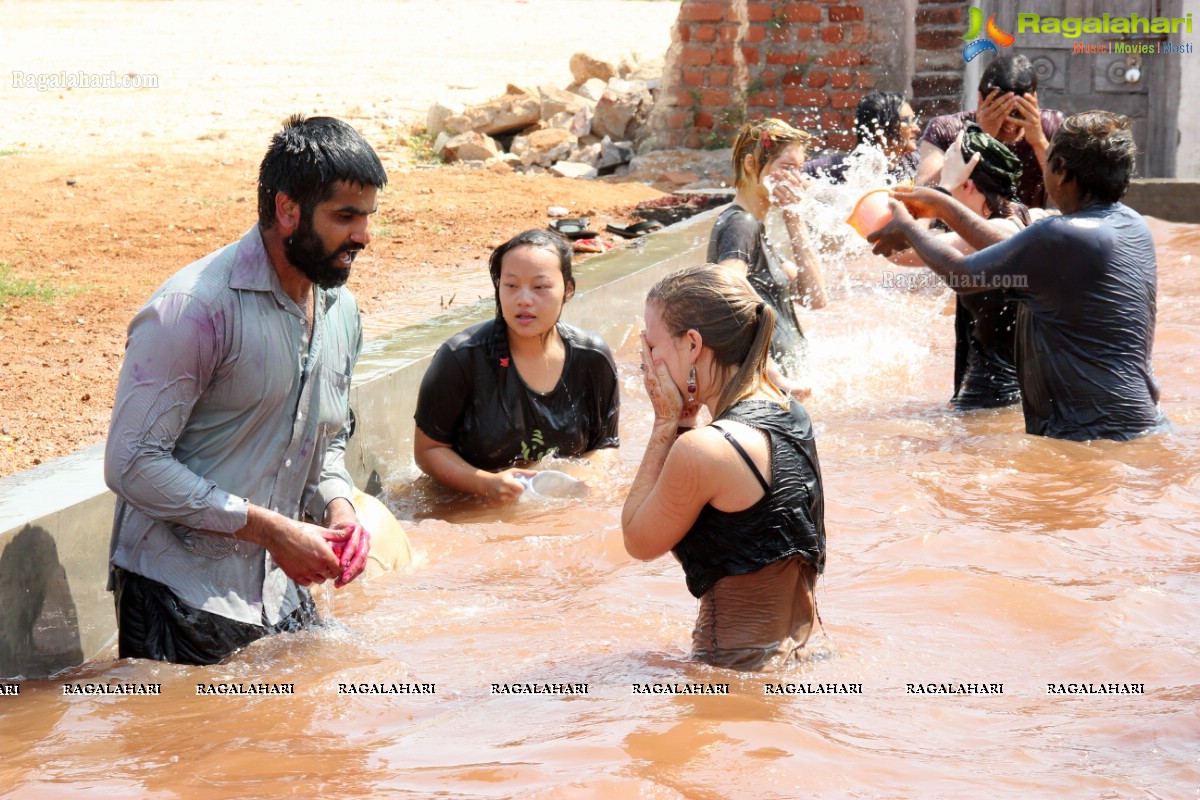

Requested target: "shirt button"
[{"left": 285, "top": 458, "right": 292, "bottom": 467}]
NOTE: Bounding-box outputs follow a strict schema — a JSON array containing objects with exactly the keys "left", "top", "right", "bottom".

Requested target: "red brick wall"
[
  {"left": 644, "top": 0, "right": 967, "bottom": 154},
  {"left": 912, "top": 0, "right": 970, "bottom": 120}
]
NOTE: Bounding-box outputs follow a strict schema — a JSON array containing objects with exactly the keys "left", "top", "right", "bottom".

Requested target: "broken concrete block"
[
  {"left": 598, "top": 137, "right": 636, "bottom": 170},
  {"left": 570, "top": 106, "right": 593, "bottom": 138},
  {"left": 511, "top": 127, "right": 577, "bottom": 167},
  {"left": 567, "top": 142, "right": 603, "bottom": 168},
  {"left": 461, "top": 91, "right": 541, "bottom": 136},
  {"left": 591, "top": 79, "right": 652, "bottom": 141},
  {"left": 569, "top": 52, "right": 617, "bottom": 85},
  {"left": 539, "top": 85, "right": 590, "bottom": 120},
  {"left": 550, "top": 160, "right": 599, "bottom": 179},
  {"left": 442, "top": 113, "right": 474, "bottom": 136},
  {"left": 433, "top": 130, "right": 452, "bottom": 156},
  {"left": 427, "top": 100, "right": 465, "bottom": 137},
  {"left": 570, "top": 78, "right": 609, "bottom": 103},
  {"left": 546, "top": 111, "right": 575, "bottom": 131},
  {"left": 442, "top": 131, "right": 500, "bottom": 163}
]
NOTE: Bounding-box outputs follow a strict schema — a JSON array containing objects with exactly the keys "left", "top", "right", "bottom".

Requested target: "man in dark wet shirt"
[{"left": 870, "top": 111, "right": 1165, "bottom": 442}]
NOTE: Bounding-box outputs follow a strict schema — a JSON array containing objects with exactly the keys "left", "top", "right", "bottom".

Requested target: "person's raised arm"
[
  {"left": 887, "top": 186, "right": 1016, "bottom": 252},
  {"left": 867, "top": 201, "right": 993, "bottom": 294},
  {"left": 622, "top": 336, "right": 711, "bottom": 560},
  {"left": 772, "top": 174, "right": 827, "bottom": 309},
  {"left": 915, "top": 140, "right": 947, "bottom": 187}
]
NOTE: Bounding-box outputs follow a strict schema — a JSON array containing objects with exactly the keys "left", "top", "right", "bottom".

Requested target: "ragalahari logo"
[{"left": 962, "top": 8, "right": 1016, "bottom": 62}]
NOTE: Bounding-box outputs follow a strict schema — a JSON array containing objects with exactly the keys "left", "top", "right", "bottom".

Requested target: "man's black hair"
[
  {"left": 854, "top": 91, "right": 906, "bottom": 147},
  {"left": 978, "top": 54, "right": 1038, "bottom": 97},
  {"left": 257, "top": 115, "right": 388, "bottom": 229},
  {"left": 1048, "top": 110, "right": 1137, "bottom": 204}
]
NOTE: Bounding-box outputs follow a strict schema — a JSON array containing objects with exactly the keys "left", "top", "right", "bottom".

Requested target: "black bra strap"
[{"left": 710, "top": 422, "right": 770, "bottom": 494}]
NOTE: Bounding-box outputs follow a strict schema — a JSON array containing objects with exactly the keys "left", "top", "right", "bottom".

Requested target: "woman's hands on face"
[
  {"left": 641, "top": 332, "right": 701, "bottom": 428},
  {"left": 767, "top": 168, "right": 810, "bottom": 209}
]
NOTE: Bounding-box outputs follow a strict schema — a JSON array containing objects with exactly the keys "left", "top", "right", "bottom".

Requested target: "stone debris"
[
  {"left": 566, "top": 142, "right": 603, "bottom": 168},
  {"left": 569, "top": 78, "right": 609, "bottom": 103},
  {"left": 426, "top": 100, "right": 465, "bottom": 138},
  {"left": 592, "top": 79, "right": 653, "bottom": 142},
  {"left": 550, "top": 161, "right": 599, "bottom": 180},
  {"left": 597, "top": 137, "right": 636, "bottom": 172},
  {"left": 569, "top": 52, "right": 617, "bottom": 85},
  {"left": 420, "top": 51, "right": 663, "bottom": 179},
  {"left": 441, "top": 131, "right": 500, "bottom": 163},
  {"left": 539, "top": 85, "right": 588, "bottom": 120},
  {"left": 512, "top": 127, "right": 577, "bottom": 167}
]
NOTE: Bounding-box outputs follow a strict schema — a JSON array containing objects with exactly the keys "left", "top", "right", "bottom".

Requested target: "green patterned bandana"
[{"left": 961, "top": 122, "right": 1022, "bottom": 200}]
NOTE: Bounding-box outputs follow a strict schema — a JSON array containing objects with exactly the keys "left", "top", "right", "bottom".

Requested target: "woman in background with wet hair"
[
  {"left": 710, "top": 118, "right": 826, "bottom": 392},
  {"left": 803, "top": 91, "right": 922, "bottom": 184},
  {"left": 623, "top": 265, "right": 826, "bottom": 670},
  {"left": 413, "top": 229, "right": 619, "bottom": 501}
]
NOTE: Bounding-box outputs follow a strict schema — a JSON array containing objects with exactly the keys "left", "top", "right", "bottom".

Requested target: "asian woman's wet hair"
[{"left": 854, "top": 91, "right": 906, "bottom": 148}]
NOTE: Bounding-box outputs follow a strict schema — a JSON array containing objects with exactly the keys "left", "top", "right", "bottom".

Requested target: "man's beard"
[{"left": 286, "top": 217, "right": 362, "bottom": 289}]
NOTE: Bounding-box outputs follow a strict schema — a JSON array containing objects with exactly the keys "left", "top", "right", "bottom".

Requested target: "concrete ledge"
[
  {"left": 0, "top": 208, "right": 721, "bottom": 678},
  {"left": 1124, "top": 179, "right": 1200, "bottom": 224}
]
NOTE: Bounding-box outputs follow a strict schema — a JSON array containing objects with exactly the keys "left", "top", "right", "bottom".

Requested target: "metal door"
[{"left": 969, "top": 0, "right": 1181, "bottom": 177}]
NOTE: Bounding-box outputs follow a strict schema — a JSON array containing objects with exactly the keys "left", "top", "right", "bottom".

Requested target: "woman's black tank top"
[{"left": 671, "top": 398, "right": 826, "bottom": 598}]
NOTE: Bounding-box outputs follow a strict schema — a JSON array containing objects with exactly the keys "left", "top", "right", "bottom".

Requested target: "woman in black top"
[
  {"left": 413, "top": 230, "right": 619, "bottom": 501},
  {"left": 623, "top": 265, "right": 826, "bottom": 670},
  {"left": 708, "top": 118, "right": 827, "bottom": 386},
  {"left": 887, "top": 124, "right": 1042, "bottom": 409}
]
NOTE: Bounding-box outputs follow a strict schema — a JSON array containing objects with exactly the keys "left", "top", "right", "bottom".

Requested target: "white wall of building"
[{"left": 1175, "top": 44, "right": 1200, "bottom": 178}]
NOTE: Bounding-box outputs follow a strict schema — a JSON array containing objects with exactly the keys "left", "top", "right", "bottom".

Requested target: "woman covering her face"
[
  {"left": 709, "top": 118, "right": 827, "bottom": 397},
  {"left": 623, "top": 265, "right": 827, "bottom": 670},
  {"left": 413, "top": 230, "right": 619, "bottom": 502}
]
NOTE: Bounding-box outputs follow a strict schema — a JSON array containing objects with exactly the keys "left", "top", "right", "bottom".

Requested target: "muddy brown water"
[{"left": 1, "top": 220, "right": 1197, "bottom": 798}]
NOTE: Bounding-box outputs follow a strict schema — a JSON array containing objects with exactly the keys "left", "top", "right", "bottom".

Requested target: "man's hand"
[
  {"left": 888, "top": 185, "right": 949, "bottom": 220},
  {"left": 976, "top": 88, "right": 1015, "bottom": 139},
  {"left": 868, "top": 200, "right": 920, "bottom": 259},
  {"left": 243, "top": 507, "right": 342, "bottom": 587},
  {"left": 1011, "top": 91, "right": 1049, "bottom": 161},
  {"left": 322, "top": 497, "right": 369, "bottom": 587}
]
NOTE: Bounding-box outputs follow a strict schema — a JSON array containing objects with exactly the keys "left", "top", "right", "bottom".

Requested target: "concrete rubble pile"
[{"left": 426, "top": 52, "right": 662, "bottom": 179}]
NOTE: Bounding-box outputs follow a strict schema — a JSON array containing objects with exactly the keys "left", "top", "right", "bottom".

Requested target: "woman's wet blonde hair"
[
  {"left": 647, "top": 265, "right": 777, "bottom": 419},
  {"left": 731, "top": 117, "right": 815, "bottom": 189}
]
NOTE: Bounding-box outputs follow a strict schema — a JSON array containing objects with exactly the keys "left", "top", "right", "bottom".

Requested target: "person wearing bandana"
[{"left": 887, "top": 123, "right": 1046, "bottom": 409}]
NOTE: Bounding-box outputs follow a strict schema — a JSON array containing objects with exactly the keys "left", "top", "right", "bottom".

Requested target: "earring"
[{"left": 687, "top": 365, "right": 697, "bottom": 402}]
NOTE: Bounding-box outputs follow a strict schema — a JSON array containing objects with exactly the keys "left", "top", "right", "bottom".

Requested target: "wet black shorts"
[{"left": 112, "top": 567, "right": 319, "bottom": 666}]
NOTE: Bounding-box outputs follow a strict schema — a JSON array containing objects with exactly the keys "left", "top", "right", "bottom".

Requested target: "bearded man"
[{"left": 104, "top": 115, "right": 385, "bottom": 664}]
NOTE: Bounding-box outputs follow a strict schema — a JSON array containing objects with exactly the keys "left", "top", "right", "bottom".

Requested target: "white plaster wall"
[{"left": 1175, "top": 41, "right": 1200, "bottom": 178}]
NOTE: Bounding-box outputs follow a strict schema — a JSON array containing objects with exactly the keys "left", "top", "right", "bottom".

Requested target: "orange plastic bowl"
[{"left": 846, "top": 189, "right": 894, "bottom": 239}]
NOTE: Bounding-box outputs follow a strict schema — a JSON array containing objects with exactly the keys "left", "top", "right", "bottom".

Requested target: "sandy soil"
[{"left": 0, "top": 0, "right": 687, "bottom": 477}]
